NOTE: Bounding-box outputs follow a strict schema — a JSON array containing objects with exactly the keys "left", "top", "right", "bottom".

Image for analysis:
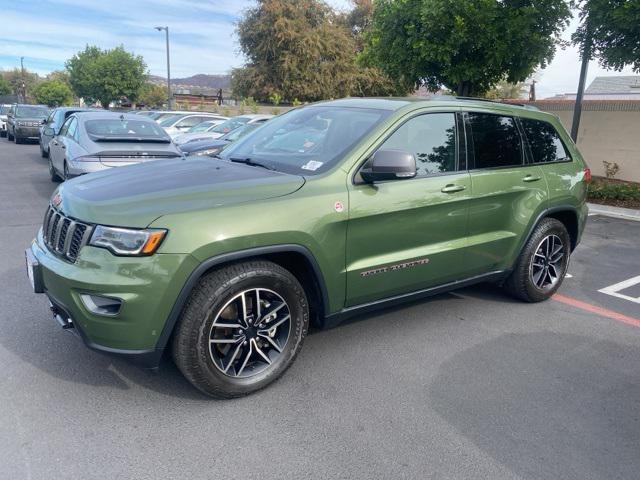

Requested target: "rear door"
[
  {"left": 464, "top": 111, "right": 548, "bottom": 275},
  {"left": 345, "top": 111, "right": 472, "bottom": 306}
]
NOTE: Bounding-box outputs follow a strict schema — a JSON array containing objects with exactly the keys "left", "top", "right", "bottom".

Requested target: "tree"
[
  {"left": 233, "top": 0, "right": 402, "bottom": 102},
  {"left": 362, "top": 0, "right": 571, "bottom": 96},
  {"left": 138, "top": 82, "right": 167, "bottom": 108},
  {"left": 0, "top": 75, "right": 10, "bottom": 96},
  {"left": 485, "top": 80, "right": 528, "bottom": 99},
  {"left": 33, "top": 80, "right": 74, "bottom": 107},
  {"left": 573, "top": 0, "right": 640, "bottom": 72},
  {"left": 1, "top": 68, "right": 41, "bottom": 100},
  {"left": 66, "top": 45, "right": 147, "bottom": 108}
]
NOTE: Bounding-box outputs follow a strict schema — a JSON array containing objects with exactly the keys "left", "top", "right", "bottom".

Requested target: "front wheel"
[
  {"left": 7, "top": 130, "right": 14, "bottom": 141},
  {"left": 172, "top": 260, "right": 309, "bottom": 398},
  {"left": 504, "top": 218, "right": 570, "bottom": 302},
  {"left": 49, "top": 158, "right": 61, "bottom": 182}
]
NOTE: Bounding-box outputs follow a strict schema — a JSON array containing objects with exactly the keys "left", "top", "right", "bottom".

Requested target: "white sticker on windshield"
[{"left": 301, "top": 160, "right": 323, "bottom": 171}]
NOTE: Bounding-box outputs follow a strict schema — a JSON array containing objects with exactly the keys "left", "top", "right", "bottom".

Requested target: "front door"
[{"left": 345, "top": 112, "right": 471, "bottom": 306}]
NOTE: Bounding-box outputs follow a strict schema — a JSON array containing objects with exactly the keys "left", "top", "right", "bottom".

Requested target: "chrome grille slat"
[{"left": 41, "top": 205, "right": 92, "bottom": 263}]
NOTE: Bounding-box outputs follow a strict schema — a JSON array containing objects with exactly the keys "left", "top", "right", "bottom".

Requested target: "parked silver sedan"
[{"left": 45, "top": 111, "right": 182, "bottom": 182}]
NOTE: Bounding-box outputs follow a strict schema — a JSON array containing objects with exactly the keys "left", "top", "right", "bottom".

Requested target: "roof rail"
[{"left": 432, "top": 95, "right": 539, "bottom": 110}]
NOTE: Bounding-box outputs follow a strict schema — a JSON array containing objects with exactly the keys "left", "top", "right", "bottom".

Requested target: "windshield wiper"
[{"left": 229, "top": 157, "right": 275, "bottom": 171}]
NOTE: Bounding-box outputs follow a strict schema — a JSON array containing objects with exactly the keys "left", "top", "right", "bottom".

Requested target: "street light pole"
[
  {"left": 155, "top": 26, "right": 172, "bottom": 109},
  {"left": 20, "top": 56, "right": 26, "bottom": 103},
  {"left": 571, "top": 22, "right": 592, "bottom": 143}
]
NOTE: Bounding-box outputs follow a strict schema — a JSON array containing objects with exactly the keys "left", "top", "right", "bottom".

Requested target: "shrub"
[{"left": 588, "top": 179, "right": 640, "bottom": 201}]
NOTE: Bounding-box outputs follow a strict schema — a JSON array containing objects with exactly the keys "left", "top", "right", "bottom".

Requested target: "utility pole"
[
  {"left": 20, "top": 56, "right": 26, "bottom": 103},
  {"left": 571, "top": 22, "right": 591, "bottom": 143},
  {"left": 154, "top": 26, "right": 172, "bottom": 109}
]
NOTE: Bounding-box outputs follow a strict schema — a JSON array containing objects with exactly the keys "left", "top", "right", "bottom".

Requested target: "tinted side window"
[
  {"left": 521, "top": 118, "right": 570, "bottom": 163},
  {"left": 177, "top": 116, "right": 205, "bottom": 128},
  {"left": 66, "top": 118, "right": 77, "bottom": 139},
  {"left": 468, "top": 113, "right": 522, "bottom": 169},
  {"left": 59, "top": 117, "right": 72, "bottom": 136},
  {"left": 380, "top": 113, "right": 457, "bottom": 176}
]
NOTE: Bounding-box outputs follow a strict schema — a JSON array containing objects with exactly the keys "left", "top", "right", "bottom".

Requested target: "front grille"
[{"left": 42, "top": 206, "right": 92, "bottom": 262}]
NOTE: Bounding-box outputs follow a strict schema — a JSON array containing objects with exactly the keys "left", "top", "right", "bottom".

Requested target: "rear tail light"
[{"left": 583, "top": 168, "right": 591, "bottom": 183}]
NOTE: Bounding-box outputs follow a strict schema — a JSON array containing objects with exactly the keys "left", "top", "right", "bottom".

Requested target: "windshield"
[
  {"left": 220, "top": 106, "right": 390, "bottom": 175},
  {"left": 16, "top": 106, "right": 49, "bottom": 118},
  {"left": 0, "top": 105, "right": 10, "bottom": 115},
  {"left": 222, "top": 123, "right": 261, "bottom": 142},
  {"left": 159, "top": 114, "right": 185, "bottom": 127},
  {"left": 153, "top": 112, "right": 178, "bottom": 122},
  {"left": 188, "top": 121, "right": 217, "bottom": 133},
  {"left": 85, "top": 118, "right": 170, "bottom": 140},
  {"left": 211, "top": 117, "right": 250, "bottom": 134}
]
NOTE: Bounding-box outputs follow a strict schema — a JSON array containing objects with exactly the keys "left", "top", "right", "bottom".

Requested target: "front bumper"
[
  {"left": 27, "top": 229, "right": 199, "bottom": 367},
  {"left": 15, "top": 126, "right": 41, "bottom": 139}
]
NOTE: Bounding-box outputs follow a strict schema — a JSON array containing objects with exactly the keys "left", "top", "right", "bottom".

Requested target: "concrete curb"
[{"left": 587, "top": 202, "right": 640, "bottom": 222}]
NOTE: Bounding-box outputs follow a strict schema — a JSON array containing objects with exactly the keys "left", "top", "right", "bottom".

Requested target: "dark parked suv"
[
  {"left": 7, "top": 104, "right": 50, "bottom": 143},
  {"left": 26, "top": 97, "right": 590, "bottom": 398}
]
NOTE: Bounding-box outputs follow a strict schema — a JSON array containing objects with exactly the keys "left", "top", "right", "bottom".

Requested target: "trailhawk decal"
[{"left": 360, "top": 258, "right": 430, "bottom": 278}]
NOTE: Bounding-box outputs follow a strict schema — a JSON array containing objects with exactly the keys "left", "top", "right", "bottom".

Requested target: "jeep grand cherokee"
[{"left": 26, "top": 98, "right": 589, "bottom": 398}]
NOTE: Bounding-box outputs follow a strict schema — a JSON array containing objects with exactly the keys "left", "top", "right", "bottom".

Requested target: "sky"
[{"left": 0, "top": 0, "right": 635, "bottom": 99}]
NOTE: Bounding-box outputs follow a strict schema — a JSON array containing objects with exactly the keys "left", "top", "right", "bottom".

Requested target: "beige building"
[{"left": 528, "top": 100, "right": 640, "bottom": 183}]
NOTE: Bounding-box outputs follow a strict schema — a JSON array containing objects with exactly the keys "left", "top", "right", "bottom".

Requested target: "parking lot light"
[{"left": 154, "top": 26, "right": 172, "bottom": 110}]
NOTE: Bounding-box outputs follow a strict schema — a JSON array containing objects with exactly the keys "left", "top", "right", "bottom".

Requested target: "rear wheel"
[
  {"left": 172, "top": 260, "right": 309, "bottom": 398},
  {"left": 14, "top": 134, "right": 22, "bottom": 144},
  {"left": 504, "top": 218, "right": 570, "bottom": 302}
]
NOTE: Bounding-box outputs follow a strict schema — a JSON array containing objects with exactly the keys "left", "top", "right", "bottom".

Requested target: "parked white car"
[
  {"left": 159, "top": 113, "right": 229, "bottom": 138},
  {"left": 173, "top": 119, "right": 231, "bottom": 145},
  {"left": 0, "top": 104, "right": 11, "bottom": 137},
  {"left": 200, "top": 114, "right": 274, "bottom": 141}
]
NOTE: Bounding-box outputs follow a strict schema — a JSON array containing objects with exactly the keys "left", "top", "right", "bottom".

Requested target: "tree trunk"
[{"left": 456, "top": 81, "right": 473, "bottom": 97}]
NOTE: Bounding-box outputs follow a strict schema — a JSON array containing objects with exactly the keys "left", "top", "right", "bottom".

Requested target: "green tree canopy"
[
  {"left": 362, "top": 0, "right": 571, "bottom": 96},
  {"left": 1, "top": 68, "right": 41, "bottom": 100},
  {"left": 0, "top": 75, "right": 11, "bottom": 96},
  {"left": 33, "top": 80, "right": 74, "bottom": 107},
  {"left": 66, "top": 45, "right": 147, "bottom": 108},
  {"left": 232, "top": 0, "right": 402, "bottom": 102},
  {"left": 138, "top": 82, "right": 167, "bottom": 108},
  {"left": 573, "top": 0, "right": 640, "bottom": 72}
]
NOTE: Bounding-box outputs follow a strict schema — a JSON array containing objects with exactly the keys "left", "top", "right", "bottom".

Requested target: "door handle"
[
  {"left": 441, "top": 184, "right": 466, "bottom": 193},
  {"left": 523, "top": 175, "right": 541, "bottom": 182}
]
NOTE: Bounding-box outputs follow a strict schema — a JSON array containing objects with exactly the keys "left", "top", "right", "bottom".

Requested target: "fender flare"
[
  {"left": 513, "top": 204, "right": 581, "bottom": 268},
  {"left": 154, "top": 244, "right": 330, "bottom": 355}
]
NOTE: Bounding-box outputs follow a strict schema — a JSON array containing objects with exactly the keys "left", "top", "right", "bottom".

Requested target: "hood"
[
  {"left": 15, "top": 117, "right": 45, "bottom": 123},
  {"left": 56, "top": 156, "right": 305, "bottom": 227}
]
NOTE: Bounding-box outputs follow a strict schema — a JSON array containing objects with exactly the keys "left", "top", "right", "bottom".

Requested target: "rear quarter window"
[{"left": 520, "top": 118, "right": 571, "bottom": 163}]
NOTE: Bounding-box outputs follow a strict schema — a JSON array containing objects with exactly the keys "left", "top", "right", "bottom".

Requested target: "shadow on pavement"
[{"left": 429, "top": 331, "right": 640, "bottom": 479}]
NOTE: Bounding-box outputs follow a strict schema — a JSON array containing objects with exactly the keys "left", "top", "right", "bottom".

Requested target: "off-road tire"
[
  {"left": 504, "top": 218, "right": 570, "bottom": 302},
  {"left": 172, "top": 260, "right": 309, "bottom": 398}
]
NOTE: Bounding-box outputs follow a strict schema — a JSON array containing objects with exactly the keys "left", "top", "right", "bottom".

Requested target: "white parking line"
[{"left": 598, "top": 275, "right": 640, "bottom": 305}]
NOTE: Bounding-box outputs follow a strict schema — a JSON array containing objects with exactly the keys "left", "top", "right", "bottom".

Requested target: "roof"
[
  {"left": 72, "top": 111, "right": 150, "bottom": 121},
  {"left": 315, "top": 96, "right": 540, "bottom": 112},
  {"left": 585, "top": 76, "right": 640, "bottom": 95}
]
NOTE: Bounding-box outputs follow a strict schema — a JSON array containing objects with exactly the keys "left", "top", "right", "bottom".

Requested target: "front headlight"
[
  {"left": 89, "top": 226, "right": 167, "bottom": 256},
  {"left": 194, "top": 148, "right": 223, "bottom": 157}
]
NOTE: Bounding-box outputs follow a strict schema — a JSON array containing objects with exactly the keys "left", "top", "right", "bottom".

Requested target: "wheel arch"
[
  {"left": 155, "top": 244, "right": 330, "bottom": 355},
  {"left": 516, "top": 205, "right": 581, "bottom": 266}
]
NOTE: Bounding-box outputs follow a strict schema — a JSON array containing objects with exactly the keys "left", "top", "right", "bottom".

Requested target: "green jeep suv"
[{"left": 25, "top": 98, "right": 589, "bottom": 398}]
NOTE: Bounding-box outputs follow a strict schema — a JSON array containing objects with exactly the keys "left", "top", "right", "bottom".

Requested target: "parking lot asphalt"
[{"left": 1, "top": 138, "right": 639, "bottom": 480}]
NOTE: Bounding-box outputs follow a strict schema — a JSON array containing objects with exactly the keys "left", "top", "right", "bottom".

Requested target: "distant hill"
[{"left": 149, "top": 74, "right": 231, "bottom": 91}]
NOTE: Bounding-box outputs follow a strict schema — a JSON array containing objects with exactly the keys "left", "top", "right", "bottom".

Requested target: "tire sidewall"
[
  {"left": 180, "top": 264, "right": 308, "bottom": 397},
  {"left": 523, "top": 220, "right": 570, "bottom": 301}
]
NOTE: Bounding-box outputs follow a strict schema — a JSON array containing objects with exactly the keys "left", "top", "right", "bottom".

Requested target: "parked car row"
[{"left": 5, "top": 103, "right": 276, "bottom": 181}]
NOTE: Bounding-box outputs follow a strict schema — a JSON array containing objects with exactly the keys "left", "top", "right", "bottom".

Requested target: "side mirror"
[
  {"left": 43, "top": 127, "right": 55, "bottom": 136},
  {"left": 360, "top": 149, "right": 417, "bottom": 183}
]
